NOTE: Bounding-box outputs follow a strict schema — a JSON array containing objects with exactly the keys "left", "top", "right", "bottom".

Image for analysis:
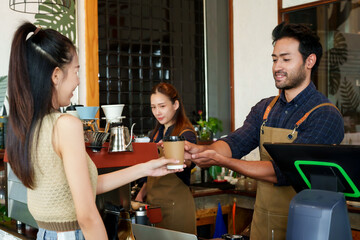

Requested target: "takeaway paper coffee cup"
[{"left": 163, "top": 136, "right": 185, "bottom": 169}]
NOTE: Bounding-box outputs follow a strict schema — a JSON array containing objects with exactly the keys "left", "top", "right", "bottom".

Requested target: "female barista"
[{"left": 135, "top": 82, "right": 197, "bottom": 234}]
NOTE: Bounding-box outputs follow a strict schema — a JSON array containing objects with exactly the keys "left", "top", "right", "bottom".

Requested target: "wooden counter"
[
  {"left": 191, "top": 184, "right": 255, "bottom": 236},
  {"left": 191, "top": 184, "right": 360, "bottom": 238},
  {"left": 0, "top": 221, "right": 37, "bottom": 240},
  {"left": 86, "top": 142, "right": 159, "bottom": 168}
]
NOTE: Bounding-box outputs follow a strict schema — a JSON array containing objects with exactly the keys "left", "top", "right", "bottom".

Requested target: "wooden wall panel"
[{"left": 85, "top": 1, "right": 99, "bottom": 109}]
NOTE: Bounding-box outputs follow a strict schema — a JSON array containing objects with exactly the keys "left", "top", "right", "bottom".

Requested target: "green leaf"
[
  {"left": 34, "top": 0, "right": 76, "bottom": 44},
  {"left": 207, "top": 117, "right": 223, "bottom": 134},
  {"left": 208, "top": 166, "right": 222, "bottom": 180},
  {"left": 197, "top": 119, "right": 206, "bottom": 128}
]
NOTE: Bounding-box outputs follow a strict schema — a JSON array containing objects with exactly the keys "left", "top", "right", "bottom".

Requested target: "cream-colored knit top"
[{"left": 27, "top": 113, "right": 98, "bottom": 231}]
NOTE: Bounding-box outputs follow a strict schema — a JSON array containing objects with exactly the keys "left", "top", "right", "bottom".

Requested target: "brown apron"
[
  {"left": 250, "top": 96, "right": 338, "bottom": 240},
  {"left": 146, "top": 128, "right": 197, "bottom": 234},
  {"left": 146, "top": 174, "right": 196, "bottom": 234}
]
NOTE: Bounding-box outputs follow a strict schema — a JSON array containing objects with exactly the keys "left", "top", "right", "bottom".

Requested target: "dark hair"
[
  {"left": 7, "top": 22, "right": 76, "bottom": 188},
  {"left": 272, "top": 22, "right": 323, "bottom": 75},
  {"left": 150, "top": 82, "right": 195, "bottom": 138}
]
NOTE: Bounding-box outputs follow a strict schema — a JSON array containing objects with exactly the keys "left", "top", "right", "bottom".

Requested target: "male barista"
[{"left": 185, "top": 22, "right": 344, "bottom": 240}]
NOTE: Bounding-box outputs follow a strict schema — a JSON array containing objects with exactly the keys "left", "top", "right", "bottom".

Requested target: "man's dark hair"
[{"left": 272, "top": 22, "right": 323, "bottom": 74}]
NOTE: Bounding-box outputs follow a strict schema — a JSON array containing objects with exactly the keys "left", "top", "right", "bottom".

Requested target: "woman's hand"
[
  {"left": 156, "top": 140, "right": 164, "bottom": 148},
  {"left": 156, "top": 140, "right": 164, "bottom": 157},
  {"left": 143, "top": 157, "right": 185, "bottom": 177}
]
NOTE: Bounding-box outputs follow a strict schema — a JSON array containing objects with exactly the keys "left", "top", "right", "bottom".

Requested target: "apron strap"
[
  {"left": 287, "top": 103, "right": 340, "bottom": 140},
  {"left": 295, "top": 103, "right": 340, "bottom": 127},
  {"left": 261, "top": 97, "right": 339, "bottom": 139},
  {"left": 261, "top": 95, "right": 280, "bottom": 134},
  {"left": 178, "top": 128, "right": 196, "bottom": 136},
  {"left": 152, "top": 128, "right": 196, "bottom": 141},
  {"left": 152, "top": 130, "right": 159, "bottom": 142},
  {"left": 263, "top": 95, "right": 280, "bottom": 121}
]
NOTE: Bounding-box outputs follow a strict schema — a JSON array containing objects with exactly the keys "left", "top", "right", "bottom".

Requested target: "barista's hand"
[
  {"left": 184, "top": 141, "right": 211, "bottom": 167},
  {"left": 184, "top": 141, "right": 206, "bottom": 160},
  {"left": 155, "top": 140, "right": 165, "bottom": 157},
  {"left": 143, "top": 157, "right": 185, "bottom": 177},
  {"left": 185, "top": 141, "right": 230, "bottom": 168},
  {"left": 189, "top": 149, "right": 220, "bottom": 168}
]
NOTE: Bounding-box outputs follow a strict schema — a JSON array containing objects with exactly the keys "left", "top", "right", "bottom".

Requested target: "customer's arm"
[{"left": 96, "top": 158, "right": 182, "bottom": 195}]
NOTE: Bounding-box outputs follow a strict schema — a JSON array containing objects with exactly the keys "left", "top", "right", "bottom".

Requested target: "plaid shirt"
[{"left": 221, "top": 82, "right": 344, "bottom": 185}]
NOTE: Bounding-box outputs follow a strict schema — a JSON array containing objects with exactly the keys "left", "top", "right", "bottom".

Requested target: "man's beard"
[{"left": 275, "top": 64, "right": 306, "bottom": 90}]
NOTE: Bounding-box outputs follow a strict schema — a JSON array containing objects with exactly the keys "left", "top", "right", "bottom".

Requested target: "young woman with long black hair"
[{"left": 7, "top": 22, "right": 183, "bottom": 240}]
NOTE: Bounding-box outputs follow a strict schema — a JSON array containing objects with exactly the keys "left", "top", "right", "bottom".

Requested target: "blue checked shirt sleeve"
[
  {"left": 294, "top": 105, "right": 344, "bottom": 145},
  {"left": 221, "top": 98, "right": 270, "bottom": 159}
]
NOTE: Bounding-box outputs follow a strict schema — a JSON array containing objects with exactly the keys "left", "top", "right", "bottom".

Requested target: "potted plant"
[{"left": 196, "top": 110, "right": 223, "bottom": 140}]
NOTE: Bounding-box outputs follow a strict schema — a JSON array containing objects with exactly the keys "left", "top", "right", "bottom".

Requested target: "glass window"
[{"left": 283, "top": 1, "right": 360, "bottom": 141}]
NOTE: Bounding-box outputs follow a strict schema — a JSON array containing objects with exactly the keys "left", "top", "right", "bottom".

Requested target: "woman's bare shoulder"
[{"left": 53, "top": 114, "right": 84, "bottom": 135}]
